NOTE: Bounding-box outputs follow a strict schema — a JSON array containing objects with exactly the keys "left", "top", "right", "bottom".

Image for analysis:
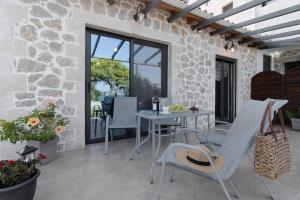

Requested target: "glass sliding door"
[
  {"left": 215, "top": 56, "right": 236, "bottom": 122},
  {"left": 131, "top": 39, "right": 168, "bottom": 110},
  {"left": 86, "top": 29, "right": 168, "bottom": 144},
  {"left": 86, "top": 30, "right": 130, "bottom": 143}
]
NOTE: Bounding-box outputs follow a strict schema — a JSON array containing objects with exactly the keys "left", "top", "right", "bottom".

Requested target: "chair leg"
[
  {"left": 228, "top": 179, "right": 240, "bottom": 199},
  {"left": 150, "top": 163, "right": 155, "bottom": 184},
  {"left": 170, "top": 167, "right": 175, "bottom": 183},
  {"left": 105, "top": 127, "right": 109, "bottom": 155},
  {"left": 257, "top": 175, "right": 275, "bottom": 200},
  {"left": 218, "top": 178, "right": 232, "bottom": 200},
  {"left": 157, "top": 160, "right": 167, "bottom": 200},
  {"left": 110, "top": 129, "right": 114, "bottom": 143},
  {"left": 246, "top": 153, "right": 275, "bottom": 200}
]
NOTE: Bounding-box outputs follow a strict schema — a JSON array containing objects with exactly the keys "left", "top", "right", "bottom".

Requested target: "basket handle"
[
  {"left": 278, "top": 109, "right": 288, "bottom": 141},
  {"left": 260, "top": 101, "right": 275, "bottom": 134}
]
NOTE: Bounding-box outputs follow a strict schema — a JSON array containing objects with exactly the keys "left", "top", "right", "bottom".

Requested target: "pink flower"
[{"left": 38, "top": 154, "right": 48, "bottom": 160}]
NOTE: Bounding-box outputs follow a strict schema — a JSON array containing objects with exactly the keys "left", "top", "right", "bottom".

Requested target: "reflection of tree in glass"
[
  {"left": 91, "top": 82, "right": 102, "bottom": 101},
  {"left": 134, "top": 73, "right": 161, "bottom": 108},
  {"left": 91, "top": 59, "right": 129, "bottom": 96}
]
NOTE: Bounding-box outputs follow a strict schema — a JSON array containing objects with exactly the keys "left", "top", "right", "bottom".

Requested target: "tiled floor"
[{"left": 35, "top": 128, "right": 300, "bottom": 200}]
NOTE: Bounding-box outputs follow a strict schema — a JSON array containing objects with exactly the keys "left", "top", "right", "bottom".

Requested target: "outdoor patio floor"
[{"left": 35, "top": 128, "right": 300, "bottom": 200}]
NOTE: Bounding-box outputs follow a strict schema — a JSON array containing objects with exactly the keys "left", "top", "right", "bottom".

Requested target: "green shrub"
[{"left": 285, "top": 108, "right": 300, "bottom": 120}]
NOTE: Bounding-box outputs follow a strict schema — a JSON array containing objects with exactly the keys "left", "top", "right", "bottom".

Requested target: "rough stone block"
[
  {"left": 47, "top": 2, "right": 68, "bottom": 17},
  {"left": 15, "top": 100, "right": 36, "bottom": 108},
  {"left": 40, "top": 29, "right": 59, "bottom": 41},
  {"left": 15, "top": 92, "right": 35, "bottom": 100},
  {"left": 30, "top": 5, "right": 53, "bottom": 18},
  {"left": 16, "top": 58, "right": 47, "bottom": 73},
  {"left": 43, "top": 19, "right": 62, "bottom": 31},
  {"left": 37, "top": 52, "right": 53, "bottom": 63},
  {"left": 56, "top": 56, "right": 75, "bottom": 67},
  {"left": 49, "top": 42, "right": 64, "bottom": 53},
  {"left": 37, "top": 74, "right": 61, "bottom": 88},
  {"left": 38, "top": 89, "right": 63, "bottom": 97}
]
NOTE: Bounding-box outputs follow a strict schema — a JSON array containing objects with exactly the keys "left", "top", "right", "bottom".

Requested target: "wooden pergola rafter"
[{"left": 139, "top": 0, "right": 300, "bottom": 50}]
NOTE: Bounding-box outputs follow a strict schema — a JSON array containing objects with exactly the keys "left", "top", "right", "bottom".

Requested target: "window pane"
[{"left": 132, "top": 43, "right": 165, "bottom": 110}]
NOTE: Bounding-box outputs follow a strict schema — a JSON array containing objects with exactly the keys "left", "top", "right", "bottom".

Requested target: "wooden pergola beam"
[{"left": 168, "top": 0, "right": 210, "bottom": 23}]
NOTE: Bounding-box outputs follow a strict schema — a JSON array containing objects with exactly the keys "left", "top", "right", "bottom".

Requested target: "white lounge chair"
[{"left": 155, "top": 100, "right": 273, "bottom": 200}]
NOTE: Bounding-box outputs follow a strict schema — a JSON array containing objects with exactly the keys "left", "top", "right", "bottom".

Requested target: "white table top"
[{"left": 136, "top": 110, "right": 214, "bottom": 120}]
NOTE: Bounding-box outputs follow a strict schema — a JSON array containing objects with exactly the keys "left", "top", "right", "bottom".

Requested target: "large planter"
[
  {"left": 291, "top": 118, "right": 300, "bottom": 131},
  {"left": 28, "top": 137, "right": 59, "bottom": 165},
  {"left": 0, "top": 169, "right": 40, "bottom": 200}
]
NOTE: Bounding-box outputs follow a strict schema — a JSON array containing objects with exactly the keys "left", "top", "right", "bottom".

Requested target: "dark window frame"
[
  {"left": 85, "top": 28, "right": 168, "bottom": 144},
  {"left": 263, "top": 55, "right": 272, "bottom": 71},
  {"left": 215, "top": 55, "right": 237, "bottom": 123}
]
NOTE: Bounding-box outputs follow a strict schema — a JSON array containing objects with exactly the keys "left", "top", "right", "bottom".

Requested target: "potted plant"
[
  {"left": 0, "top": 100, "right": 69, "bottom": 165},
  {"left": 0, "top": 146, "right": 45, "bottom": 200},
  {"left": 286, "top": 108, "right": 300, "bottom": 131}
]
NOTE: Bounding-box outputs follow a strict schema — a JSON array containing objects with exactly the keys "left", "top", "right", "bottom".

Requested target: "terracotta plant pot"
[
  {"left": 291, "top": 118, "right": 300, "bottom": 131},
  {"left": 0, "top": 169, "right": 40, "bottom": 200},
  {"left": 28, "top": 137, "right": 59, "bottom": 165}
]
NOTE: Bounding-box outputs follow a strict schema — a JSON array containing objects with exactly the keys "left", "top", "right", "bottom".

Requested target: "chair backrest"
[
  {"left": 218, "top": 100, "right": 270, "bottom": 180},
  {"left": 102, "top": 96, "right": 114, "bottom": 116},
  {"left": 112, "top": 97, "right": 137, "bottom": 124}
]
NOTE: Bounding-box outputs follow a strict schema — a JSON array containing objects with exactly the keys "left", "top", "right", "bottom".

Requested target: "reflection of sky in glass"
[
  {"left": 90, "top": 34, "right": 163, "bottom": 95},
  {"left": 134, "top": 45, "right": 161, "bottom": 66},
  {"left": 91, "top": 34, "right": 129, "bottom": 62}
]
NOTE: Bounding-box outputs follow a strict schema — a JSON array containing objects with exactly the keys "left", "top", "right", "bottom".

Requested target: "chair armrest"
[
  {"left": 210, "top": 129, "right": 230, "bottom": 134},
  {"left": 210, "top": 120, "right": 232, "bottom": 125}
]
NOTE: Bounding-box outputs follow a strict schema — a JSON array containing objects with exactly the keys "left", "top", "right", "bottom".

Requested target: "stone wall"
[
  {"left": 273, "top": 49, "right": 300, "bottom": 74},
  {"left": 0, "top": 0, "right": 258, "bottom": 159}
]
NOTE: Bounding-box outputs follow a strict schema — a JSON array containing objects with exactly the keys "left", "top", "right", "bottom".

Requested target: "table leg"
[
  {"left": 155, "top": 121, "right": 162, "bottom": 160},
  {"left": 152, "top": 120, "right": 156, "bottom": 161},
  {"left": 137, "top": 116, "right": 141, "bottom": 153},
  {"left": 206, "top": 114, "right": 210, "bottom": 145},
  {"left": 195, "top": 116, "right": 198, "bottom": 129}
]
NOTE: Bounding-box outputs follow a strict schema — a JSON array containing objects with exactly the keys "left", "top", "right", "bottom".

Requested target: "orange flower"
[
  {"left": 26, "top": 117, "right": 40, "bottom": 127},
  {"left": 54, "top": 125, "right": 64, "bottom": 135}
]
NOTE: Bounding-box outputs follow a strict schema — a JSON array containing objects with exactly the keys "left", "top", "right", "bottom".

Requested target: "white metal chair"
[
  {"left": 104, "top": 97, "right": 137, "bottom": 154},
  {"left": 198, "top": 99, "right": 288, "bottom": 147},
  {"left": 155, "top": 100, "right": 272, "bottom": 200}
]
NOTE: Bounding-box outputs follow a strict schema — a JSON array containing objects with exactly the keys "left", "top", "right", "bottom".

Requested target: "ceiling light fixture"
[{"left": 133, "top": 4, "right": 147, "bottom": 22}]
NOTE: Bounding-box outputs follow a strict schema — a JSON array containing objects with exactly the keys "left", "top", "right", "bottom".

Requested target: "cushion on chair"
[{"left": 175, "top": 145, "right": 224, "bottom": 175}]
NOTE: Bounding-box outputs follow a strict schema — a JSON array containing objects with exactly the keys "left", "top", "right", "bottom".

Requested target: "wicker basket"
[{"left": 254, "top": 102, "right": 291, "bottom": 180}]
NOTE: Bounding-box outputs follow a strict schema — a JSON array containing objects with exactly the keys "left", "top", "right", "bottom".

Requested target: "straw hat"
[{"left": 176, "top": 145, "right": 224, "bottom": 174}]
